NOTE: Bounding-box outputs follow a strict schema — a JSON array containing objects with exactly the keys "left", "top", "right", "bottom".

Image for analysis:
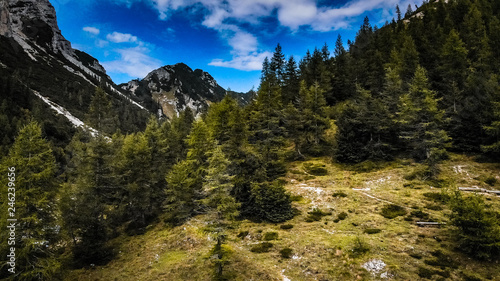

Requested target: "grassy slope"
[{"left": 64, "top": 154, "right": 500, "bottom": 281}]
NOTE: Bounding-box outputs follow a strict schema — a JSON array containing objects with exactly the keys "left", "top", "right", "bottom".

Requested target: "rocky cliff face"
[
  {"left": 0, "top": 0, "right": 107, "bottom": 77},
  {"left": 121, "top": 63, "right": 227, "bottom": 118}
]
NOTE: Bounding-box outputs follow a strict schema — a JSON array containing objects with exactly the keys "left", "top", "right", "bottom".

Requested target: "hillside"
[
  {"left": 1, "top": 0, "right": 500, "bottom": 280},
  {"left": 64, "top": 154, "right": 500, "bottom": 281}
]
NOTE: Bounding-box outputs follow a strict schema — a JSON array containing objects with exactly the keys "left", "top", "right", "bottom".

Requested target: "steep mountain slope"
[{"left": 0, "top": 0, "right": 153, "bottom": 143}]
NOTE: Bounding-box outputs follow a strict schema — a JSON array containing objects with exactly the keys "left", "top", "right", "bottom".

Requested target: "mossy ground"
[{"left": 64, "top": 154, "right": 500, "bottom": 280}]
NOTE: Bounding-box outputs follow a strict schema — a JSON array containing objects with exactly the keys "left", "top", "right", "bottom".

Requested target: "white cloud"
[
  {"left": 101, "top": 46, "right": 162, "bottom": 78},
  {"left": 132, "top": 0, "right": 419, "bottom": 70},
  {"left": 209, "top": 51, "right": 272, "bottom": 71},
  {"left": 106, "top": 32, "right": 138, "bottom": 43},
  {"left": 83, "top": 26, "right": 100, "bottom": 35}
]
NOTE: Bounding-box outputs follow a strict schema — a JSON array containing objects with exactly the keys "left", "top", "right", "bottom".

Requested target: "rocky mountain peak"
[{"left": 120, "top": 63, "right": 228, "bottom": 118}]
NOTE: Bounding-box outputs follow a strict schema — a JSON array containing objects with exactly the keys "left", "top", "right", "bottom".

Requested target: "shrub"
[
  {"left": 448, "top": 192, "right": 500, "bottom": 259},
  {"left": 280, "top": 224, "right": 294, "bottom": 230},
  {"left": 484, "top": 176, "right": 497, "bottom": 186},
  {"left": 380, "top": 204, "right": 407, "bottom": 219},
  {"left": 237, "top": 231, "right": 249, "bottom": 239},
  {"left": 251, "top": 181, "right": 294, "bottom": 223},
  {"left": 303, "top": 163, "right": 328, "bottom": 176},
  {"left": 350, "top": 236, "right": 369, "bottom": 258},
  {"left": 363, "top": 228, "right": 381, "bottom": 234},
  {"left": 423, "top": 192, "right": 450, "bottom": 203},
  {"left": 424, "top": 203, "right": 443, "bottom": 211},
  {"left": 305, "top": 208, "right": 331, "bottom": 222},
  {"left": 332, "top": 191, "right": 348, "bottom": 198},
  {"left": 279, "top": 248, "right": 293, "bottom": 259},
  {"left": 250, "top": 242, "right": 273, "bottom": 253},
  {"left": 263, "top": 232, "right": 278, "bottom": 241},
  {"left": 337, "top": 212, "right": 348, "bottom": 221}
]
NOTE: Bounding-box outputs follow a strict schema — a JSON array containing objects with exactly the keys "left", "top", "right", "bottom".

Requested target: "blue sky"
[{"left": 50, "top": 0, "right": 422, "bottom": 92}]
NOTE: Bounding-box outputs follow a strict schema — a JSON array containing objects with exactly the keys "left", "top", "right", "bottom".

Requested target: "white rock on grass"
[{"left": 362, "top": 259, "right": 386, "bottom": 275}]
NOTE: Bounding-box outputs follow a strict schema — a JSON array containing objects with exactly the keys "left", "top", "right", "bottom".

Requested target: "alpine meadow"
[{"left": 1, "top": 0, "right": 500, "bottom": 280}]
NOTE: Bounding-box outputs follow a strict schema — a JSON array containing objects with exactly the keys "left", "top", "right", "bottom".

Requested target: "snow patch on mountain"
[{"left": 33, "top": 90, "right": 99, "bottom": 137}]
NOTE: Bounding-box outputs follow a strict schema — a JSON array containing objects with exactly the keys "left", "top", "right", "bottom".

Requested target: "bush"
[
  {"left": 280, "top": 224, "right": 294, "bottom": 230},
  {"left": 263, "top": 232, "right": 278, "bottom": 241},
  {"left": 250, "top": 242, "right": 273, "bottom": 253},
  {"left": 337, "top": 211, "right": 348, "bottom": 220},
  {"left": 280, "top": 248, "right": 293, "bottom": 259},
  {"left": 251, "top": 181, "right": 294, "bottom": 223},
  {"left": 423, "top": 192, "right": 450, "bottom": 203},
  {"left": 363, "top": 228, "right": 381, "bottom": 234},
  {"left": 484, "top": 176, "right": 497, "bottom": 186},
  {"left": 350, "top": 236, "right": 369, "bottom": 258},
  {"left": 305, "top": 208, "right": 331, "bottom": 222},
  {"left": 380, "top": 204, "right": 407, "bottom": 219},
  {"left": 237, "top": 231, "right": 249, "bottom": 239},
  {"left": 303, "top": 163, "right": 328, "bottom": 176},
  {"left": 332, "top": 191, "right": 348, "bottom": 198},
  {"left": 448, "top": 192, "right": 500, "bottom": 259}
]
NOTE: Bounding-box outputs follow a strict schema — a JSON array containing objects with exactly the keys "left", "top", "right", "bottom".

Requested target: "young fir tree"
[
  {"left": 0, "top": 121, "right": 61, "bottom": 280},
  {"left": 397, "top": 66, "right": 450, "bottom": 176},
  {"left": 449, "top": 191, "right": 500, "bottom": 260},
  {"left": 482, "top": 75, "right": 500, "bottom": 158},
  {"left": 120, "top": 132, "right": 154, "bottom": 232},
  {"left": 164, "top": 120, "right": 214, "bottom": 224},
  {"left": 200, "top": 146, "right": 239, "bottom": 280},
  {"left": 60, "top": 133, "right": 118, "bottom": 266}
]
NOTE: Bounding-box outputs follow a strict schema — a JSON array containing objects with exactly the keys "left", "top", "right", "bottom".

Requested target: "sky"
[{"left": 50, "top": 0, "right": 423, "bottom": 92}]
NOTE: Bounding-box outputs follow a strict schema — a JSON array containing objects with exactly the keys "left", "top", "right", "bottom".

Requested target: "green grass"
[{"left": 64, "top": 154, "right": 500, "bottom": 281}]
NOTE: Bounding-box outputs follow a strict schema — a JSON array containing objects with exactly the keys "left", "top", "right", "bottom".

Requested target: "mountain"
[
  {"left": 120, "top": 63, "right": 226, "bottom": 118},
  {"left": 120, "top": 63, "right": 251, "bottom": 118},
  {"left": 0, "top": 0, "right": 244, "bottom": 148}
]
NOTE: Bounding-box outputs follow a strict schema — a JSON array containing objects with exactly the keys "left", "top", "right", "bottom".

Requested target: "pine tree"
[
  {"left": 164, "top": 120, "right": 214, "bottom": 224},
  {"left": 60, "top": 134, "right": 118, "bottom": 266},
  {"left": 397, "top": 66, "right": 450, "bottom": 176},
  {"left": 200, "top": 146, "right": 239, "bottom": 280},
  {"left": 282, "top": 55, "right": 299, "bottom": 105},
  {"left": 0, "top": 121, "right": 61, "bottom": 280},
  {"left": 270, "top": 44, "right": 286, "bottom": 86}
]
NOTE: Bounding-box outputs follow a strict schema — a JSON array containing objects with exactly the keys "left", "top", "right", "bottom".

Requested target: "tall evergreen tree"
[
  {"left": 397, "top": 66, "right": 450, "bottom": 176},
  {"left": 0, "top": 121, "right": 61, "bottom": 280},
  {"left": 200, "top": 146, "right": 239, "bottom": 280}
]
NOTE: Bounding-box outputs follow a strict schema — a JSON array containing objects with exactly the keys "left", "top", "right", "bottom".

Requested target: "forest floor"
[{"left": 64, "top": 153, "right": 500, "bottom": 281}]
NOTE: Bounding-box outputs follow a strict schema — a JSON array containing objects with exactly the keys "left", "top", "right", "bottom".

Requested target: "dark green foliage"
[
  {"left": 363, "top": 228, "right": 381, "bottom": 234},
  {"left": 280, "top": 248, "right": 293, "bottom": 259},
  {"left": 424, "top": 250, "right": 457, "bottom": 269},
  {"left": 380, "top": 204, "right": 407, "bottom": 219},
  {"left": 423, "top": 192, "right": 450, "bottom": 203},
  {"left": 85, "top": 87, "right": 119, "bottom": 135},
  {"left": 237, "top": 231, "right": 249, "bottom": 239},
  {"left": 251, "top": 181, "right": 294, "bottom": 223},
  {"left": 332, "top": 191, "right": 348, "bottom": 198},
  {"left": 484, "top": 176, "right": 497, "bottom": 186},
  {"left": 350, "top": 236, "right": 370, "bottom": 258},
  {"left": 303, "top": 163, "right": 328, "bottom": 176},
  {"left": 250, "top": 242, "right": 273, "bottom": 253},
  {"left": 263, "top": 232, "right": 279, "bottom": 241},
  {"left": 305, "top": 208, "right": 331, "bottom": 222},
  {"left": 0, "top": 121, "right": 61, "bottom": 279},
  {"left": 418, "top": 266, "right": 450, "bottom": 279},
  {"left": 337, "top": 212, "right": 348, "bottom": 221},
  {"left": 280, "top": 224, "right": 294, "bottom": 230},
  {"left": 448, "top": 192, "right": 500, "bottom": 259}
]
